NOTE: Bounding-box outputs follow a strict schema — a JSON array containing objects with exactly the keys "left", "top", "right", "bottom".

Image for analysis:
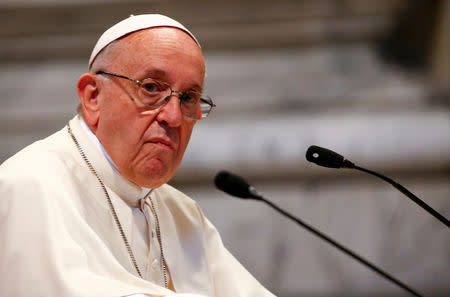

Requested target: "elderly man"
[{"left": 0, "top": 14, "right": 275, "bottom": 297}]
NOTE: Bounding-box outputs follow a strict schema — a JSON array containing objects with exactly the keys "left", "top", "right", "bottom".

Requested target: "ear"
[{"left": 77, "top": 73, "right": 101, "bottom": 129}]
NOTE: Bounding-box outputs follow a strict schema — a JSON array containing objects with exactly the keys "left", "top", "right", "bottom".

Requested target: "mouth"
[{"left": 145, "top": 137, "right": 175, "bottom": 151}]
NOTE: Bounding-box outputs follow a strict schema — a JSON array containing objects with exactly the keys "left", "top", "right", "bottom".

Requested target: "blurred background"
[{"left": 0, "top": 0, "right": 449, "bottom": 296}]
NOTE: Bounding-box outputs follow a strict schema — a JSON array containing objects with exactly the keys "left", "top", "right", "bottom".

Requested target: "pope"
[{"left": 0, "top": 14, "right": 276, "bottom": 297}]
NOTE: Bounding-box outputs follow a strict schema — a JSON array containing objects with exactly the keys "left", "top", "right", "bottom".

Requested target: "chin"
[
  {"left": 135, "top": 160, "right": 174, "bottom": 187},
  {"left": 133, "top": 172, "right": 169, "bottom": 188}
]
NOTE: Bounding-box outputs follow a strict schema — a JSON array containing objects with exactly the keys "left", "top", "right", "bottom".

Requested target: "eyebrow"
[
  {"left": 141, "top": 68, "right": 167, "bottom": 79},
  {"left": 141, "top": 68, "right": 203, "bottom": 92}
]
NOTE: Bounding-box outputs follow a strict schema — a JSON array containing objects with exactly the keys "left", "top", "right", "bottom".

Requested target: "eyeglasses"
[{"left": 96, "top": 70, "right": 215, "bottom": 120}]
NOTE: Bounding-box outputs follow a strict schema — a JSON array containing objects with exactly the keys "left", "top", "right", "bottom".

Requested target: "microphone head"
[
  {"left": 214, "top": 171, "right": 261, "bottom": 200},
  {"left": 306, "top": 145, "right": 347, "bottom": 168}
]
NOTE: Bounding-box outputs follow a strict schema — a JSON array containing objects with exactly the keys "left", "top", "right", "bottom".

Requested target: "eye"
[
  {"left": 138, "top": 79, "right": 168, "bottom": 106},
  {"left": 141, "top": 81, "right": 162, "bottom": 93},
  {"left": 180, "top": 91, "right": 201, "bottom": 105},
  {"left": 180, "top": 92, "right": 194, "bottom": 103}
]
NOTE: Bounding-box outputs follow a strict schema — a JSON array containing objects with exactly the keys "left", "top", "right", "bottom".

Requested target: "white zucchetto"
[{"left": 88, "top": 14, "right": 200, "bottom": 68}]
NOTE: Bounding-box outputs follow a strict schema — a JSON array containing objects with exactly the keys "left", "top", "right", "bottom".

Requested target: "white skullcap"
[{"left": 88, "top": 14, "right": 200, "bottom": 68}]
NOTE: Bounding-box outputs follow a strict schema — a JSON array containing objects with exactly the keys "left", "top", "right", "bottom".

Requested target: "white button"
[{"left": 152, "top": 258, "right": 159, "bottom": 269}]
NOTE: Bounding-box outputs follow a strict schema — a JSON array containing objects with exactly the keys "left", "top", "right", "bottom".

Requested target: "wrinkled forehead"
[
  {"left": 89, "top": 14, "right": 200, "bottom": 69},
  {"left": 115, "top": 27, "right": 205, "bottom": 72}
]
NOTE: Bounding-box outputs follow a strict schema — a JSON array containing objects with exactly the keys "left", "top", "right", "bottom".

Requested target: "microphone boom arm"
[
  {"left": 256, "top": 193, "right": 425, "bottom": 297},
  {"left": 353, "top": 165, "right": 449, "bottom": 228}
]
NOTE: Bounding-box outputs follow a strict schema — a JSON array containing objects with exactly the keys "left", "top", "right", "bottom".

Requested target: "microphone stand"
[
  {"left": 253, "top": 192, "right": 425, "bottom": 297},
  {"left": 350, "top": 164, "right": 449, "bottom": 228}
]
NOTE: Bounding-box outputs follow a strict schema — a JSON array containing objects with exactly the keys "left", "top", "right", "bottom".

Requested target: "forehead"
[{"left": 111, "top": 28, "right": 205, "bottom": 84}]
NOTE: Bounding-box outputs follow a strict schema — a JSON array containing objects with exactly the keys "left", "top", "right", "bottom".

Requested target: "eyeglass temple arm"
[
  {"left": 96, "top": 71, "right": 142, "bottom": 85},
  {"left": 201, "top": 98, "right": 216, "bottom": 107}
]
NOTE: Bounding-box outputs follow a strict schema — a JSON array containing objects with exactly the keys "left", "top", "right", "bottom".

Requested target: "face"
[{"left": 86, "top": 28, "right": 205, "bottom": 188}]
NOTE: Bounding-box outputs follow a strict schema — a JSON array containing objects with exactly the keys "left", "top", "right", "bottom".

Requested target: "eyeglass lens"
[{"left": 138, "top": 79, "right": 211, "bottom": 119}]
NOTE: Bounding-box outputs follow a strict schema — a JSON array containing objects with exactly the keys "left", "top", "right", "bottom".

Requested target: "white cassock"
[{"left": 0, "top": 115, "right": 276, "bottom": 297}]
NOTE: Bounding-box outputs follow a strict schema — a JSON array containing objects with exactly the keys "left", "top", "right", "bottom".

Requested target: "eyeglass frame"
[{"left": 95, "top": 70, "right": 215, "bottom": 120}]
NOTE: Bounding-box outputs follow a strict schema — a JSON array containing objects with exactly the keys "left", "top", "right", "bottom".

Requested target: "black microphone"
[
  {"left": 214, "top": 170, "right": 424, "bottom": 297},
  {"left": 306, "top": 145, "right": 449, "bottom": 228},
  {"left": 214, "top": 170, "right": 262, "bottom": 200},
  {"left": 306, "top": 145, "right": 355, "bottom": 168}
]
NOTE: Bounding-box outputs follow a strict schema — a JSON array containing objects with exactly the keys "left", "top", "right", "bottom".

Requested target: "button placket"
[
  {"left": 142, "top": 197, "right": 164, "bottom": 286},
  {"left": 139, "top": 198, "right": 151, "bottom": 278}
]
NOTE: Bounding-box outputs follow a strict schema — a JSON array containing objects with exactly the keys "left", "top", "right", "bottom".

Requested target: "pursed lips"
[{"left": 145, "top": 137, "right": 176, "bottom": 151}]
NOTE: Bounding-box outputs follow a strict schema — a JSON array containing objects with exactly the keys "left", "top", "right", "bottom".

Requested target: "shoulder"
[
  {"left": 153, "top": 184, "right": 200, "bottom": 209},
  {"left": 0, "top": 125, "right": 75, "bottom": 178},
  {"left": 0, "top": 125, "right": 79, "bottom": 206},
  {"left": 153, "top": 183, "right": 206, "bottom": 221}
]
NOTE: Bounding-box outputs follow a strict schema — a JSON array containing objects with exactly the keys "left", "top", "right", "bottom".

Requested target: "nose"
[{"left": 156, "top": 93, "right": 183, "bottom": 127}]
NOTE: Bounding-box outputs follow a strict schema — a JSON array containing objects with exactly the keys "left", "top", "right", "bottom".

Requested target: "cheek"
[
  {"left": 178, "top": 121, "right": 195, "bottom": 155},
  {"left": 101, "top": 110, "right": 158, "bottom": 161}
]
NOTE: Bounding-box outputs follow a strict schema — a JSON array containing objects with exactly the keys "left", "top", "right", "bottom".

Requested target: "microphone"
[
  {"left": 306, "top": 145, "right": 355, "bottom": 168},
  {"left": 214, "top": 170, "right": 424, "bottom": 297},
  {"left": 306, "top": 145, "right": 449, "bottom": 228},
  {"left": 214, "top": 170, "right": 262, "bottom": 200}
]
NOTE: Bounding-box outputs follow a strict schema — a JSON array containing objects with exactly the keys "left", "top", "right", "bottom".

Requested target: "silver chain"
[{"left": 67, "top": 123, "right": 144, "bottom": 277}]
